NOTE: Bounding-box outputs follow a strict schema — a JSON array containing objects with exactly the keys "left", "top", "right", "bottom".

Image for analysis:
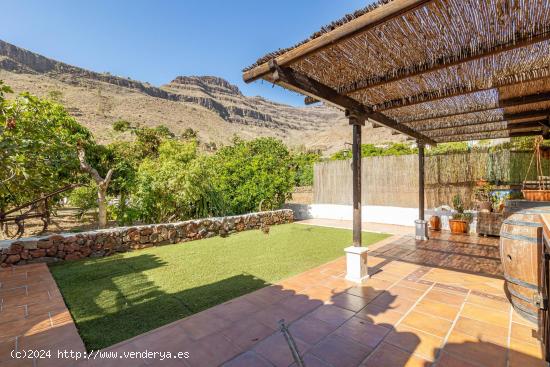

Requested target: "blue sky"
[{"left": 0, "top": 0, "right": 370, "bottom": 106}]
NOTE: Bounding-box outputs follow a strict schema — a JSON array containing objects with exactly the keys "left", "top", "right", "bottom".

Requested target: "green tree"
[
  {"left": 128, "top": 140, "right": 224, "bottom": 223},
  {"left": 291, "top": 151, "right": 321, "bottom": 186},
  {"left": 212, "top": 137, "right": 294, "bottom": 214},
  {"left": 0, "top": 84, "right": 94, "bottom": 212}
]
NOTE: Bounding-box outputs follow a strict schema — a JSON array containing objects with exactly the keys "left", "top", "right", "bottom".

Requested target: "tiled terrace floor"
[
  {"left": 0, "top": 231, "right": 546, "bottom": 366},
  {"left": 0, "top": 263, "right": 85, "bottom": 367}
]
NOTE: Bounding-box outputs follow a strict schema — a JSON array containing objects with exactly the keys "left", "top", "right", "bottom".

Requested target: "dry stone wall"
[{"left": 0, "top": 210, "right": 293, "bottom": 267}]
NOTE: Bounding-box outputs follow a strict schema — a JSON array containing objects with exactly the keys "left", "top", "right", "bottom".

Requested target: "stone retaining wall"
[{"left": 0, "top": 209, "right": 293, "bottom": 267}]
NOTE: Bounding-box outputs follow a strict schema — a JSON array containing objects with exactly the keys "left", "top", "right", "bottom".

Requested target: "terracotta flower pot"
[
  {"left": 522, "top": 190, "right": 550, "bottom": 201},
  {"left": 429, "top": 216, "right": 441, "bottom": 231},
  {"left": 476, "top": 179, "right": 488, "bottom": 187},
  {"left": 449, "top": 219, "right": 468, "bottom": 234}
]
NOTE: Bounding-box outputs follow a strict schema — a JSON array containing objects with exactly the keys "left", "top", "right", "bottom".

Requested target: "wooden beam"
[
  {"left": 412, "top": 110, "right": 550, "bottom": 131},
  {"left": 351, "top": 117, "right": 362, "bottom": 246},
  {"left": 338, "top": 31, "right": 550, "bottom": 95},
  {"left": 374, "top": 69, "right": 550, "bottom": 112},
  {"left": 425, "top": 120, "right": 546, "bottom": 138},
  {"left": 396, "top": 91, "right": 550, "bottom": 124},
  {"left": 418, "top": 142, "right": 425, "bottom": 221},
  {"left": 267, "top": 62, "right": 437, "bottom": 144},
  {"left": 435, "top": 129, "right": 544, "bottom": 143},
  {"left": 304, "top": 96, "right": 319, "bottom": 105},
  {"left": 242, "top": 0, "right": 431, "bottom": 83}
]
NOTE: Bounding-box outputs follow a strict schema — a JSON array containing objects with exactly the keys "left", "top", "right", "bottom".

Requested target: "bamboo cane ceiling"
[{"left": 243, "top": 0, "right": 550, "bottom": 143}]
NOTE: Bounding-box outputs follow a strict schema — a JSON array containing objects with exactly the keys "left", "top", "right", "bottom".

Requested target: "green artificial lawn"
[{"left": 50, "top": 223, "right": 389, "bottom": 350}]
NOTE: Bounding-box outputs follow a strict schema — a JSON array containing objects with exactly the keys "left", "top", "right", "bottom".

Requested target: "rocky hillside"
[{"left": 0, "top": 39, "right": 402, "bottom": 153}]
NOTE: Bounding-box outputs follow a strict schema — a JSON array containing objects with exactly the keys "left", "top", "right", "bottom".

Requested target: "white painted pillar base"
[{"left": 344, "top": 246, "right": 369, "bottom": 283}]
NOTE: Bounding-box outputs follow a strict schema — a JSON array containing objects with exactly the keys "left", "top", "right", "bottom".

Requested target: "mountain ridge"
[{"left": 0, "top": 39, "right": 402, "bottom": 153}]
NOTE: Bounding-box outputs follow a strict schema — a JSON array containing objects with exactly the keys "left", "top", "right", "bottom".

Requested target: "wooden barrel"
[{"left": 500, "top": 200, "right": 550, "bottom": 324}]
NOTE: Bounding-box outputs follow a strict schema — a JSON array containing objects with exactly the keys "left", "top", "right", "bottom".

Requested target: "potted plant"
[
  {"left": 449, "top": 194, "right": 472, "bottom": 234},
  {"left": 429, "top": 215, "right": 441, "bottom": 231},
  {"left": 473, "top": 182, "right": 494, "bottom": 213}
]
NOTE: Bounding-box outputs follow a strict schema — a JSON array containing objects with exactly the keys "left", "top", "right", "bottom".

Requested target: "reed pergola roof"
[{"left": 243, "top": 0, "right": 550, "bottom": 144}]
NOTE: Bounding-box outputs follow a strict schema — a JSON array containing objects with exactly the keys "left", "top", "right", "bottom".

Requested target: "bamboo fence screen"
[{"left": 314, "top": 151, "right": 550, "bottom": 208}]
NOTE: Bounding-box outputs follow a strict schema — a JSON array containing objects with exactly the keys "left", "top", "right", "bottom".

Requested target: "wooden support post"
[
  {"left": 418, "top": 142, "right": 425, "bottom": 221},
  {"left": 350, "top": 114, "right": 364, "bottom": 247},
  {"left": 415, "top": 141, "right": 428, "bottom": 240},
  {"left": 345, "top": 112, "right": 369, "bottom": 283}
]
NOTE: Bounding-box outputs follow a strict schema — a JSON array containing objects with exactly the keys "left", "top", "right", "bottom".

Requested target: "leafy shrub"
[
  {"left": 128, "top": 140, "right": 225, "bottom": 223},
  {"left": 67, "top": 183, "right": 98, "bottom": 219},
  {"left": 291, "top": 151, "right": 321, "bottom": 186},
  {"left": 212, "top": 137, "right": 294, "bottom": 214}
]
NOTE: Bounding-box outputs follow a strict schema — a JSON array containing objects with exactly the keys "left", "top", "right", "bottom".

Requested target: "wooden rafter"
[
  {"left": 396, "top": 91, "right": 550, "bottom": 124},
  {"left": 264, "top": 61, "right": 436, "bottom": 144},
  {"left": 338, "top": 31, "right": 550, "bottom": 95},
  {"left": 425, "top": 120, "right": 547, "bottom": 138},
  {"left": 435, "top": 129, "right": 544, "bottom": 143},
  {"left": 374, "top": 68, "right": 550, "bottom": 112},
  {"left": 411, "top": 110, "right": 550, "bottom": 131},
  {"left": 242, "top": 0, "right": 431, "bottom": 83}
]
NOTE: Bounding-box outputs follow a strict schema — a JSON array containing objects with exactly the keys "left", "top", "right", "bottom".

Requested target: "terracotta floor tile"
[
  {"left": 253, "top": 332, "right": 310, "bottom": 367},
  {"left": 345, "top": 285, "right": 384, "bottom": 302},
  {"left": 423, "top": 289, "right": 466, "bottom": 306},
  {"left": 0, "top": 286, "right": 27, "bottom": 299},
  {"left": 0, "top": 314, "right": 51, "bottom": 341},
  {"left": 132, "top": 323, "right": 193, "bottom": 352},
  {"left": 459, "top": 303, "right": 509, "bottom": 328},
  {"left": 465, "top": 293, "right": 510, "bottom": 312},
  {"left": 251, "top": 303, "right": 304, "bottom": 330},
  {"left": 178, "top": 309, "right": 232, "bottom": 340},
  {"left": 322, "top": 277, "right": 355, "bottom": 293},
  {"left": 413, "top": 300, "right": 460, "bottom": 321},
  {"left": 509, "top": 339, "right": 546, "bottom": 367},
  {"left": 244, "top": 285, "right": 293, "bottom": 308},
  {"left": 277, "top": 293, "right": 324, "bottom": 314},
  {"left": 510, "top": 322, "right": 540, "bottom": 345},
  {"left": 360, "top": 278, "right": 393, "bottom": 292},
  {"left": 183, "top": 333, "right": 240, "bottom": 367},
  {"left": 334, "top": 316, "right": 389, "bottom": 348},
  {"left": 330, "top": 292, "right": 370, "bottom": 312},
  {"left": 356, "top": 303, "right": 404, "bottom": 327},
  {"left": 299, "top": 285, "right": 336, "bottom": 303},
  {"left": 25, "top": 298, "right": 67, "bottom": 317},
  {"left": 288, "top": 316, "right": 337, "bottom": 345},
  {"left": 387, "top": 285, "right": 426, "bottom": 301},
  {"left": 306, "top": 304, "right": 354, "bottom": 328},
  {"left": 221, "top": 317, "right": 275, "bottom": 350},
  {"left": 400, "top": 311, "right": 453, "bottom": 338},
  {"left": 453, "top": 317, "right": 508, "bottom": 346},
  {"left": 369, "top": 269, "right": 403, "bottom": 283},
  {"left": 222, "top": 351, "right": 272, "bottom": 367},
  {"left": 277, "top": 277, "right": 310, "bottom": 293},
  {"left": 19, "top": 323, "right": 85, "bottom": 352},
  {"left": 0, "top": 338, "right": 16, "bottom": 363},
  {"left": 394, "top": 279, "right": 432, "bottom": 291},
  {"left": 444, "top": 330, "right": 507, "bottom": 367},
  {"left": 211, "top": 297, "right": 260, "bottom": 322},
  {"left": 436, "top": 351, "right": 481, "bottom": 367},
  {"left": 361, "top": 342, "right": 430, "bottom": 367},
  {"left": 309, "top": 333, "right": 372, "bottom": 367},
  {"left": 385, "top": 323, "right": 444, "bottom": 362},
  {"left": 291, "top": 353, "right": 332, "bottom": 367},
  {"left": 371, "top": 291, "right": 417, "bottom": 314},
  {"left": 0, "top": 306, "right": 26, "bottom": 324}
]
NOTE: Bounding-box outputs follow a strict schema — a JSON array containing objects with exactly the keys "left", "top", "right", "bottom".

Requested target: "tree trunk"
[
  {"left": 78, "top": 149, "right": 113, "bottom": 230},
  {"left": 97, "top": 185, "right": 108, "bottom": 229}
]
